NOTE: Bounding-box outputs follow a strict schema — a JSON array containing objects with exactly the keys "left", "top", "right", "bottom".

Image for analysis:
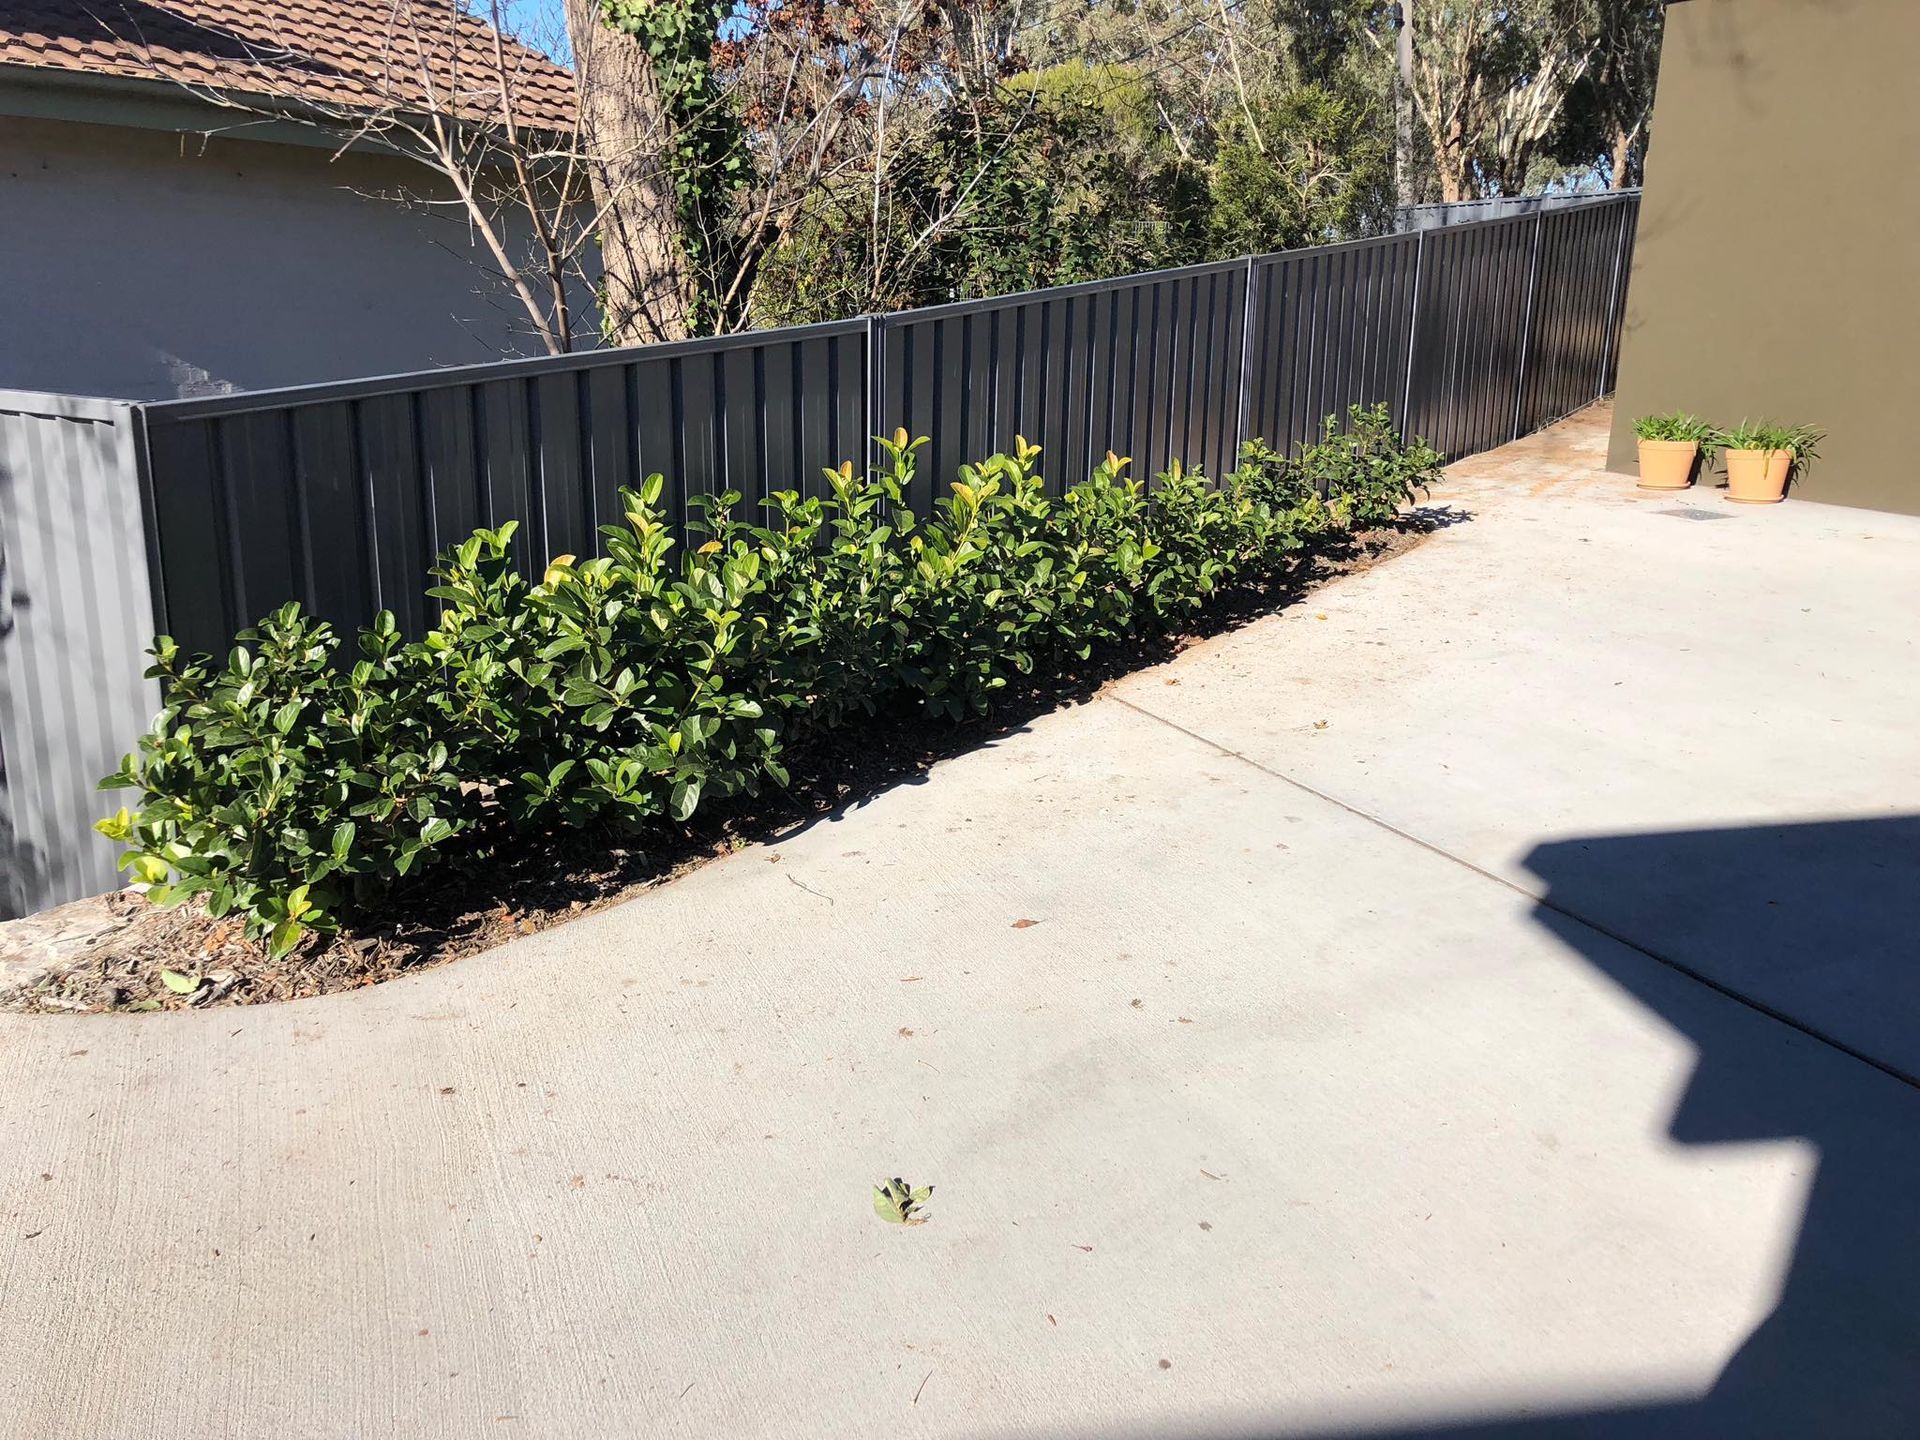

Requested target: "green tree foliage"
[
  {"left": 1547, "top": 1, "right": 1666, "bottom": 190},
  {"left": 916, "top": 65, "right": 1214, "bottom": 298},
  {"left": 752, "top": 62, "right": 1212, "bottom": 316},
  {"left": 1206, "top": 82, "right": 1394, "bottom": 256},
  {"left": 557, "top": 0, "right": 1662, "bottom": 334}
]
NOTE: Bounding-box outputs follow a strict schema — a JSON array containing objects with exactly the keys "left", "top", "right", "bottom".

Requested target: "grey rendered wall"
[
  {"left": 1605, "top": 0, "right": 1920, "bottom": 511},
  {"left": 0, "top": 113, "right": 595, "bottom": 401},
  {"left": 0, "top": 391, "right": 159, "bottom": 915}
]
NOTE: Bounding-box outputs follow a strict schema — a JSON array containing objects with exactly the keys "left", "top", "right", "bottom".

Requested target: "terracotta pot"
[
  {"left": 1636, "top": 438, "right": 1699, "bottom": 490},
  {"left": 1724, "top": 447, "right": 1793, "bottom": 504}
]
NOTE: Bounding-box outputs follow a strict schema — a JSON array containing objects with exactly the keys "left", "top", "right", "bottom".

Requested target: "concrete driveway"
[{"left": 3, "top": 407, "right": 1917, "bottom": 1438}]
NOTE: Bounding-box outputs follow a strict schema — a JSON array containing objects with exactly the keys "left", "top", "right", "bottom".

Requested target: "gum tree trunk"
[{"left": 564, "top": 0, "right": 693, "bottom": 343}]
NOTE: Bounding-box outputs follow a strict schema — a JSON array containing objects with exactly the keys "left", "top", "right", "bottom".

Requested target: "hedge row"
[{"left": 98, "top": 404, "right": 1442, "bottom": 952}]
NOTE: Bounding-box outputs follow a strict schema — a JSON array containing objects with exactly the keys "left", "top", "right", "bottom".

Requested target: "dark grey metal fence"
[
  {"left": 880, "top": 257, "right": 1252, "bottom": 513},
  {"left": 0, "top": 194, "right": 1638, "bottom": 916},
  {"left": 1247, "top": 232, "right": 1423, "bottom": 451},
  {"left": 139, "top": 319, "right": 870, "bottom": 658}
]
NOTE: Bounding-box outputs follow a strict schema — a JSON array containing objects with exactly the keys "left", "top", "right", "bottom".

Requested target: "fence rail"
[{"left": 0, "top": 194, "right": 1638, "bottom": 916}]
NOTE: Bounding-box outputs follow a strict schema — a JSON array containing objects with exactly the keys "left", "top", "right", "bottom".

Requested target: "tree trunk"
[
  {"left": 1394, "top": 1, "right": 1416, "bottom": 211},
  {"left": 564, "top": 0, "right": 692, "bottom": 344},
  {"left": 1433, "top": 122, "right": 1470, "bottom": 203},
  {"left": 1609, "top": 125, "right": 1634, "bottom": 189}
]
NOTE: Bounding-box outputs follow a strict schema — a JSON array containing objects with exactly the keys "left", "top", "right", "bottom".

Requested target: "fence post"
[
  {"left": 1399, "top": 227, "right": 1426, "bottom": 428},
  {"left": 129, "top": 404, "right": 168, "bottom": 642},
  {"left": 863, "top": 312, "right": 883, "bottom": 468},
  {"left": 1510, "top": 208, "right": 1547, "bottom": 442},
  {"left": 1235, "top": 254, "right": 1257, "bottom": 454}
]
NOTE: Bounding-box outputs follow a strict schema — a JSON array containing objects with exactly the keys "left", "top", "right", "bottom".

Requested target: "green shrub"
[
  {"left": 101, "top": 412, "right": 1439, "bottom": 952},
  {"left": 1715, "top": 419, "right": 1823, "bottom": 466},
  {"left": 1287, "top": 403, "right": 1444, "bottom": 530},
  {"left": 427, "top": 484, "right": 791, "bottom": 835},
  {"left": 1632, "top": 411, "right": 1717, "bottom": 449},
  {"left": 756, "top": 436, "right": 919, "bottom": 731},
  {"left": 97, "top": 608, "right": 468, "bottom": 953}
]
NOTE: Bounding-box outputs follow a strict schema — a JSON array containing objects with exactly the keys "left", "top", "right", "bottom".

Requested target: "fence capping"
[
  {"left": 882, "top": 254, "right": 1255, "bottom": 328},
  {"left": 0, "top": 388, "right": 133, "bottom": 425},
  {"left": 140, "top": 317, "right": 873, "bottom": 424}
]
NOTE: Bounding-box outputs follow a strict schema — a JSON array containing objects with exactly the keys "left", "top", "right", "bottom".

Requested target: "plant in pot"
[
  {"left": 1716, "top": 420, "right": 1824, "bottom": 504},
  {"left": 1632, "top": 412, "right": 1716, "bottom": 490}
]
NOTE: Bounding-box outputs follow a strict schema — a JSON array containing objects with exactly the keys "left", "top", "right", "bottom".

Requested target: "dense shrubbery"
[
  {"left": 99, "top": 405, "right": 1441, "bottom": 952},
  {"left": 1219, "top": 403, "right": 1443, "bottom": 537}
]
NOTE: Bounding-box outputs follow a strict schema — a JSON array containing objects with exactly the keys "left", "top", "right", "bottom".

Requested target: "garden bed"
[{"left": 0, "top": 520, "right": 1439, "bottom": 1014}]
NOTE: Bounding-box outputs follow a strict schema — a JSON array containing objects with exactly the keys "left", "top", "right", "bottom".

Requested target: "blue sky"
[
  {"left": 487, "top": 0, "right": 572, "bottom": 63},
  {"left": 489, "top": 1, "right": 755, "bottom": 66}
]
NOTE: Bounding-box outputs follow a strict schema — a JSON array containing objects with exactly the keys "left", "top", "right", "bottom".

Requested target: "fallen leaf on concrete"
[
  {"left": 1011, "top": 918, "right": 1039, "bottom": 929},
  {"left": 1313, "top": 720, "right": 1329, "bottom": 730},
  {"left": 874, "top": 1177, "right": 933, "bottom": 1226}
]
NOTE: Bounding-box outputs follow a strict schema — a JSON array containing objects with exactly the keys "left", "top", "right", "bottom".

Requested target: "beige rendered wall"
[
  {"left": 0, "top": 113, "right": 595, "bottom": 400},
  {"left": 1606, "top": 0, "right": 1920, "bottom": 512}
]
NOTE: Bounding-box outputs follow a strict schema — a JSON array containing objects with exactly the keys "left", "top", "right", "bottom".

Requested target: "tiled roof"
[{"left": 0, "top": 1, "right": 576, "bottom": 131}]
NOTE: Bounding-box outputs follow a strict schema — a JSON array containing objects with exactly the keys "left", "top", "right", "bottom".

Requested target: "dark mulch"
[{"left": 0, "top": 515, "right": 1456, "bottom": 1014}]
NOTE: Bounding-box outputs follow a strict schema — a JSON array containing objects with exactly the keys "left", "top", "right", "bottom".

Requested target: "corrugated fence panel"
[
  {"left": 875, "top": 258, "right": 1249, "bottom": 508},
  {"left": 138, "top": 321, "right": 867, "bottom": 658},
  {"left": 1520, "top": 200, "right": 1631, "bottom": 433},
  {"left": 1406, "top": 213, "right": 1540, "bottom": 460},
  {"left": 0, "top": 392, "right": 160, "bottom": 918},
  {"left": 1248, "top": 233, "right": 1421, "bottom": 453}
]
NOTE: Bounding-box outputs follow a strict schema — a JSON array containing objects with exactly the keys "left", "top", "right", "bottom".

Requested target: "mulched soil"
[{"left": 0, "top": 518, "right": 1450, "bottom": 1015}]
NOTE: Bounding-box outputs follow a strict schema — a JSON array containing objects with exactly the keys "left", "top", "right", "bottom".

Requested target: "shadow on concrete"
[
  {"left": 1526, "top": 816, "right": 1920, "bottom": 1089},
  {"left": 1199, "top": 816, "right": 1920, "bottom": 1437}
]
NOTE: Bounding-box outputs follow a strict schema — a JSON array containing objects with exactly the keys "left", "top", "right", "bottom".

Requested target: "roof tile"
[{"left": 0, "top": 1, "right": 575, "bottom": 131}]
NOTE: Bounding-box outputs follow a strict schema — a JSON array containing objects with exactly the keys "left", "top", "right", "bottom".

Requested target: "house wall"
[
  {"left": 1605, "top": 0, "right": 1920, "bottom": 512},
  {"left": 0, "top": 112, "right": 594, "bottom": 400}
]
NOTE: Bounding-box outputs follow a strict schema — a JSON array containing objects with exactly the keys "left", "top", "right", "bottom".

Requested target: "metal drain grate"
[{"left": 1655, "top": 506, "right": 1734, "bottom": 521}]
